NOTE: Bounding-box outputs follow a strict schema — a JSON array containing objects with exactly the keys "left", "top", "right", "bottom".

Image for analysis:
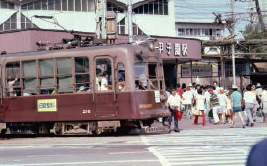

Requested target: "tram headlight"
[{"left": 148, "top": 42, "right": 154, "bottom": 51}]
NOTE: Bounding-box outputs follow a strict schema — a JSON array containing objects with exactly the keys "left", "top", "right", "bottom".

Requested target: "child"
[{"left": 225, "top": 91, "right": 233, "bottom": 124}]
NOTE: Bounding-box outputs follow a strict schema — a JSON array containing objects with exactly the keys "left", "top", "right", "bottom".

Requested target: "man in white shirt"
[
  {"left": 167, "top": 89, "right": 182, "bottom": 132},
  {"left": 7, "top": 77, "right": 18, "bottom": 96}
]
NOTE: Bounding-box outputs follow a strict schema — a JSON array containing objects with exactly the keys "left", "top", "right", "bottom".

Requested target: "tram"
[{"left": 0, "top": 40, "right": 170, "bottom": 135}]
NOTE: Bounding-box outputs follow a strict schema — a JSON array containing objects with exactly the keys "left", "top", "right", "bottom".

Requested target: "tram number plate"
[{"left": 83, "top": 110, "right": 91, "bottom": 114}]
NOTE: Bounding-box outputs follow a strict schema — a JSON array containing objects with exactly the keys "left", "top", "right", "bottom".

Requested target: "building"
[{"left": 0, "top": 0, "right": 176, "bottom": 37}]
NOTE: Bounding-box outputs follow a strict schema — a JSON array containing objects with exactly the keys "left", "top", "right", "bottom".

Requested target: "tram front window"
[{"left": 134, "top": 63, "right": 160, "bottom": 90}]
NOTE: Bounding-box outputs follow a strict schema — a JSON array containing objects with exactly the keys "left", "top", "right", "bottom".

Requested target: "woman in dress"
[{"left": 194, "top": 89, "right": 206, "bottom": 125}]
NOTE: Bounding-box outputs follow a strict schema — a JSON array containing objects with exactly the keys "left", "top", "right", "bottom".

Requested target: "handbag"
[{"left": 192, "top": 107, "right": 201, "bottom": 116}]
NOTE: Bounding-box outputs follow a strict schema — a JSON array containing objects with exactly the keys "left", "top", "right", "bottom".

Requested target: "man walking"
[
  {"left": 230, "top": 85, "right": 245, "bottom": 128},
  {"left": 209, "top": 88, "right": 221, "bottom": 125},
  {"left": 167, "top": 89, "right": 182, "bottom": 132}
]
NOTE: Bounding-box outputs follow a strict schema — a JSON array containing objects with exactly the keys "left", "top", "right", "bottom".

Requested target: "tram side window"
[
  {"left": 39, "top": 59, "right": 55, "bottom": 94},
  {"left": 148, "top": 63, "right": 159, "bottom": 90},
  {"left": 134, "top": 63, "right": 147, "bottom": 90},
  {"left": 56, "top": 57, "right": 73, "bottom": 93},
  {"left": 5, "top": 62, "right": 20, "bottom": 97},
  {"left": 75, "top": 57, "right": 90, "bottom": 92},
  {"left": 96, "top": 58, "right": 113, "bottom": 91},
  {"left": 22, "top": 60, "right": 37, "bottom": 96},
  {"left": 116, "top": 62, "right": 125, "bottom": 92}
]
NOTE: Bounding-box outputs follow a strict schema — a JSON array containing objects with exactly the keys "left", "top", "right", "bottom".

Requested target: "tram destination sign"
[{"left": 37, "top": 99, "right": 57, "bottom": 112}]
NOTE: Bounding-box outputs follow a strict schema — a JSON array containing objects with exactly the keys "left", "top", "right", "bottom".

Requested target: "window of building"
[
  {"left": 178, "top": 28, "right": 185, "bottom": 36},
  {"left": 107, "top": 2, "right": 123, "bottom": 13},
  {"left": 133, "top": 23, "right": 145, "bottom": 36},
  {"left": 21, "top": 14, "right": 39, "bottom": 30},
  {"left": 117, "top": 18, "right": 125, "bottom": 34},
  {"left": 117, "top": 19, "right": 145, "bottom": 35},
  {"left": 21, "top": 0, "right": 94, "bottom": 12},
  {"left": 0, "top": 0, "right": 15, "bottom": 9},
  {"left": 55, "top": 0, "right": 61, "bottom": 11},
  {"left": 133, "top": 0, "right": 168, "bottom": 15},
  {"left": 0, "top": 13, "right": 17, "bottom": 31}
]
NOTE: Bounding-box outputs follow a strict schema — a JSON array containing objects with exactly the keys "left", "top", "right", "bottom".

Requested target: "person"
[
  {"left": 203, "top": 86, "right": 211, "bottom": 115},
  {"left": 7, "top": 76, "right": 18, "bottom": 96},
  {"left": 109, "top": 70, "right": 124, "bottom": 84},
  {"left": 229, "top": 85, "right": 245, "bottom": 128},
  {"left": 182, "top": 87, "right": 193, "bottom": 118},
  {"left": 176, "top": 83, "right": 183, "bottom": 98},
  {"left": 96, "top": 68, "right": 101, "bottom": 91},
  {"left": 244, "top": 84, "right": 257, "bottom": 127},
  {"left": 210, "top": 87, "right": 221, "bottom": 125},
  {"left": 118, "top": 79, "right": 125, "bottom": 92},
  {"left": 225, "top": 91, "right": 232, "bottom": 124},
  {"left": 262, "top": 86, "right": 267, "bottom": 115},
  {"left": 246, "top": 139, "right": 267, "bottom": 166},
  {"left": 167, "top": 89, "right": 182, "bottom": 132},
  {"left": 217, "top": 87, "right": 227, "bottom": 124},
  {"left": 213, "top": 81, "right": 220, "bottom": 94},
  {"left": 100, "top": 72, "right": 111, "bottom": 91},
  {"left": 182, "top": 83, "right": 186, "bottom": 92},
  {"left": 251, "top": 84, "right": 262, "bottom": 121},
  {"left": 194, "top": 89, "right": 206, "bottom": 125},
  {"left": 255, "top": 83, "right": 263, "bottom": 97}
]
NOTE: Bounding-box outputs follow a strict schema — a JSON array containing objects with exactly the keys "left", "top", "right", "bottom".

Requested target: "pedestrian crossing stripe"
[{"left": 142, "top": 128, "right": 267, "bottom": 166}]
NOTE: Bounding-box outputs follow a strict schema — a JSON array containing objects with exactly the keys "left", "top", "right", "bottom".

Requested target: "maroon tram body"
[{"left": 0, "top": 43, "right": 170, "bottom": 135}]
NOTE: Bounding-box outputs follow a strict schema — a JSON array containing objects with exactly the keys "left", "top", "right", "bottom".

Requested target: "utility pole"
[
  {"left": 230, "top": 0, "right": 236, "bottom": 86},
  {"left": 95, "top": 0, "right": 107, "bottom": 40},
  {"left": 255, "top": 0, "right": 265, "bottom": 32},
  {"left": 127, "top": 0, "right": 133, "bottom": 43}
]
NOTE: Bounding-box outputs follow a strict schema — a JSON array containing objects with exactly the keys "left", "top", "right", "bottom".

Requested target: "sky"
[{"left": 174, "top": 0, "right": 259, "bottom": 39}]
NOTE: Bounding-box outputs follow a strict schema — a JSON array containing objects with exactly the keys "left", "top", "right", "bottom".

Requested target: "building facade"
[{"left": 0, "top": 0, "right": 176, "bottom": 37}]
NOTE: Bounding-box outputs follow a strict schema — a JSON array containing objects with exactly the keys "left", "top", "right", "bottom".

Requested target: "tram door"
[{"left": 94, "top": 57, "right": 117, "bottom": 117}]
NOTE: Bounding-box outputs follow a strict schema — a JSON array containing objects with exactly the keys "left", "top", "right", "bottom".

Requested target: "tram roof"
[{"left": 0, "top": 43, "right": 140, "bottom": 58}]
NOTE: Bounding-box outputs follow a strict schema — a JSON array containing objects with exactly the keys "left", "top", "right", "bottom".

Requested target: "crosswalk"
[{"left": 142, "top": 127, "right": 267, "bottom": 166}]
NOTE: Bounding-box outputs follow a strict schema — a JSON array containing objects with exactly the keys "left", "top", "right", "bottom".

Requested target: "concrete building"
[{"left": 0, "top": 0, "right": 176, "bottom": 37}]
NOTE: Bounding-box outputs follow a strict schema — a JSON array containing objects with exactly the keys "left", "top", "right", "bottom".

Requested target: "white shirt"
[
  {"left": 204, "top": 91, "right": 210, "bottom": 103},
  {"left": 244, "top": 91, "right": 256, "bottom": 104},
  {"left": 167, "top": 94, "right": 181, "bottom": 108},
  {"left": 262, "top": 90, "right": 267, "bottom": 102},
  {"left": 195, "top": 94, "right": 204, "bottom": 110},
  {"left": 8, "top": 80, "right": 15, "bottom": 92},
  {"left": 256, "top": 88, "right": 263, "bottom": 96},
  {"left": 182, "top": 91, "right": 193, "bottom": 105},
  {"left": 217, "top": 93, "right": 227, "bottom": 107},
  {"left": 100, "top": 77, "right": 108, "bottom": 91},
  {"left": 96, "top": 77, "right": 101, "bottom": 91}
]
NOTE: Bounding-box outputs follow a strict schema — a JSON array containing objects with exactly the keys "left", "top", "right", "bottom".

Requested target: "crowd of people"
[{"left": 166, "top": 81, "right": 266, "bottom": 132}]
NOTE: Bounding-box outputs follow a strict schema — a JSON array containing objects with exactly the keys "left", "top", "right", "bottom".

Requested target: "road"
[{"left": 0, "top": 117, "right": 266, "bottom": 166}]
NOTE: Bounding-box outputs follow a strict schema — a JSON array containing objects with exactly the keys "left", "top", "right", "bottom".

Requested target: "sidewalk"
[{"left": 173, "top": 114, "right": 267, "bottom": 131}]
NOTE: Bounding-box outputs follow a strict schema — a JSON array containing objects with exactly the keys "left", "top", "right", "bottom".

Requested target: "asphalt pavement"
[{"left": 0, "top": 115, "right": 266, "bottom": 166}]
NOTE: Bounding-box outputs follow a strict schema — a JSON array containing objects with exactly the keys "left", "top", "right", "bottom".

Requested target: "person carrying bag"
[{"left": 167, "top": 89, "right": 182, "bottom": 132}]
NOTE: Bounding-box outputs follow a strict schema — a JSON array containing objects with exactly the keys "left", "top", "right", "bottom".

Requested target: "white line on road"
[
  {"left": 28, "top": 155, "right": 71, "bottom": 158},
  {"left": 109, "top": 151, "right": 148, "bottom": 154},
  {"left": 0, "top": 159, "right": 159, "bottom": 166}
]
